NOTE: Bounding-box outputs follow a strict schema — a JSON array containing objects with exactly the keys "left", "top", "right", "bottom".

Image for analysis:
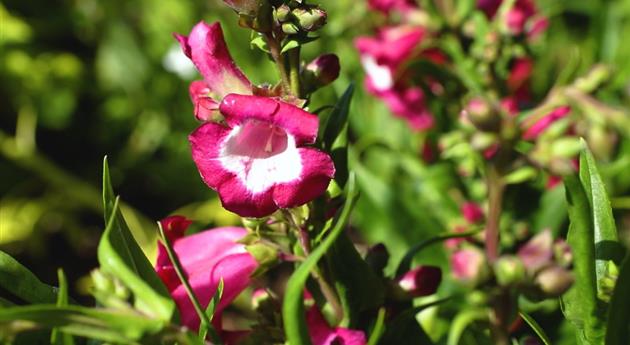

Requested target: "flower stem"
[
  {"left": 157, "top": 223, "right": 222, "bottom": 344},
  {"left": 265, "top": 32, "right": 291, "bottom": 94},
  {"left": 485, "top": 164, "right": 504, "bottom": 263},
  {"left": 289, "top": 47, "right": 301, "bottom": 98}
]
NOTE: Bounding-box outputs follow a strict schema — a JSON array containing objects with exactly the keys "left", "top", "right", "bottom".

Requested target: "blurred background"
[{"left": 2, "top": 0, "right": 630, "bottom": 312}]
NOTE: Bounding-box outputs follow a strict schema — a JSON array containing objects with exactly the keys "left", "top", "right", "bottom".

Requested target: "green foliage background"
[{"left": 1, "top": 2, "right": 630, "bottom": 341}]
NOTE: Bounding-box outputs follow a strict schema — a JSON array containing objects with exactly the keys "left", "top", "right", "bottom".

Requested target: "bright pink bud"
[
  {"left": 507, "top": 58, "right": 533, "bottom": 93},
  {"left": 517, "top": 229, "right": 553, "bottom": 274},
  {"left": 461, "top": 202, "right": 484, "bottom": 224},
  {"left": 155, "top": 217, "right": 258, "bottom": 330},
  {"left": 307, "top": 307, "right": 367, "bottom": 345},
  {"left": 397, "top": 266, "right": 442, "bottom": 297},
  {"left": 306, "top": 54, "right": 340, "bottom": 87},
  {"left": 522, "top": 106, "right": 571, "bottom": 140},
  {"left": 451, "top": 247, "right": 486, "bottom": 282}
]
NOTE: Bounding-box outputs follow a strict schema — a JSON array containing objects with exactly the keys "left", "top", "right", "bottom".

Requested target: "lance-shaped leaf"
[
  {"left": 99, "top": 157, "right": 176, "bottom": 322},
  {"left": 0, "top": 250, "right": 58, "bottom": 304},
  {"left": 283, "top": 174, "right": 359, "bottom": 345}
]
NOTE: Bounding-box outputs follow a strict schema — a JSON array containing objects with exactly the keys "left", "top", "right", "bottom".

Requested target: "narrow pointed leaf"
[
  {"left": 0, "top": 250, "right": 58, "bottom": 304},
  {"left": 51, "top": 269, "right": 75, "bottom": 345},
  {"left": 320, "top": 84, "right": 354, "bottom": 151},
  {"left": 519, "top": 311, "right": 551, "bottom": 345},
  {"left": 99, "top": 157, "right": 176, "bottom": 322},
  {"left": 283, "top": 174, "right": 359, "bottom": 345}
]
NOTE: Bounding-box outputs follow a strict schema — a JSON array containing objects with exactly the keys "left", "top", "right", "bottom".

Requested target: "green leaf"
[
  {"left": 280, "top": 39, "right": 299, "bottom": 53},
  {"left": 199, "top": 279, "right": 224, "bottom": 340},
  {"left": 250, "top": 36, "right": 269, "bottom": 53},
  {"left": 605, "top": 254, "right": 630, "bottom": 345},
  {"left": 51, "top": 269, "right": 75, "bottom": 345},
  {"left": 0, "top": 250, "right": 58, "bottom": 304},
  {"left": 283, "top": 174, "right": 359, "bottom": 345},
  {"left": 99, "top": 157, "right": 176, "bottom": 322},
  {"left": 0, "top": 305, "right": 163, "bottom": 344},
  {"left": 561, "top": 173, "right": 605, "bottom": 344},
  {"left": 446, "top": 308, "right": 488, "bottom": 345},
  {"left": 326, "top": 230, "right": 384, "bottom": 326},
  {"left": 320, "top": 84, "right": 354, "bottom": 151},
  {"left": 367, "top": 308, "right": 386, "bottom": 345},
  {"left": 578, "top": 140, "right": 625, "bottom": 288},
  {"left": 519, "top": 311, "right": 551, "bottom": 345}
]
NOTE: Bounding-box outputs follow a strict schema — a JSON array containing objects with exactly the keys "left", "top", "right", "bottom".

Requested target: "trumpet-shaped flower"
[
  {"left": 307, "top": 307, "right": 367, "bottom": 345},
  {"left": 190, "top": 94, "right": 335, "bottom": 217},
  {"left": 175, "top": 21, "right": 252, "bottom": 121},
  {"left": 155, "top": 216, "right": 258, "bottom": 329}
]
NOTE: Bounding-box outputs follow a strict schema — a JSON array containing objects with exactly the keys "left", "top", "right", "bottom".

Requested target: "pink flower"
[
  {"left": 307, "top": 307, "right": 367, "bottom": 345},
  {"left": 397, "top": 266, "right": 442, "bottom": 297},
  {"left": 189, "top": 94, "right": 335, "bottom": 217},
  {"left": 155, "top": 216, "right": 258, "bottom": 330},
  {"left": 522, "top": 106, "right": 571, "bottom": 140},
  {"left": 477, "top": 0, "right": 547, "bottom": 38},
  {"left": 451, "top": 247, "right": 486, "bottom": 282},
  {"left": 517, "top": 229, "right": 553, "bottom": 274},
  {"left": 461, "top": 202, "right": 484, "bottom": 224},
  {"left": 368, "top": 0, "right": 417, "bottom": 14},
  {"left": 356, "top": 26, "right": 436, "bottom": 130},
  {"left": 176, "top": 21, "right": 252, "bottom": 121}
]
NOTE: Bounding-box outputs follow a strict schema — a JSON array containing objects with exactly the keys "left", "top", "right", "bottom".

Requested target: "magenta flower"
[
  {"left": 368, "top": 0, "right": 417, "bottom": 14},
  {"left": 155, "top": 216, "right": 258, "bottom": 329},
  {"left": 189, "top": 94, "right": 335, "bottom": 217},
  {"left": 307, "top": 307, "right": 367, "bottom": 345},
  {"left": 175, "top": 21, "right": 252, "bottom": 121},
  {"left": 451, "top": 247, "right": 486, "bottom": 283},
  {"left": 517, "top": 229, "right": 553, "bottom": 274},
  {"left": 461, "top": 202, "right": 484, "bottom": 224},
  {"left": 477, "top": 0, "right": 547, "bottom": 38},
  {"left": 522, "top": 106, "right": 571, "bottom": 140},
  {"left": 355, "top": 26, "right": 435, "bottom": 130}
]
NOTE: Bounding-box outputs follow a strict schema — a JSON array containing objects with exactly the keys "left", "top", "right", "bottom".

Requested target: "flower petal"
[
  {"left": 273, "top": 148, "right": 335, "bottom": 208},
  {"left": 218, "top": 176, "right": 278, "bottom": 217},
  {"left": 220, "top": 94, "right": 319, "bottom": 145},
  {"left": 176, "top": 21, "right": 251, "bottom": 100},
  {"left": 189, "top": 122, "right": 235, "bottom": 190},
  {"left": 189, "top": 80, "right": 219, "bottom": 121}
]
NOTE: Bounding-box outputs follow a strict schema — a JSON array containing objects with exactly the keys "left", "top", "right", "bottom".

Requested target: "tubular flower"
[
  {"left": 155, "top": 216, "right": 258, "bottom": 330},
  {"left": 189, "top": 94, "right": 335, "bottom": 217},
  {"left": 175, "top": 21, "right": 252, "bottom": 121},
  {"left": 355, "top": 26, "right": 435, "bottom": 130},
  {"left": 307, "top": 307, "right": 367, "bottom": 345},
  {"left": 522, "top": 106, "right": 571, "bottom": 140},
  {"left": 477, "top": 0, "right": 547, "bottom": 39}
]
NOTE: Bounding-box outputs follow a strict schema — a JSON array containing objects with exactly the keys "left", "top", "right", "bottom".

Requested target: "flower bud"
[
  {"left": 517, "top": 229, "right": 553, "bottom": 274},
  {"left": 534, "top": 265, "right": 574, "bottom": 297},
  {"left": 494, "top": 255, "right": 526, "bottom": 287},
  {"left": 160, "top": 215, "right": 192, "bottom": 242},
  {"left": 292, "top": 6, "right": 327, "bottom": 32},
  {"left": 465, "top": 97, "right": 499, "bottom": 131},
  {"left": 451, "top": 247, "right": 488, "bottom": 285},
  {"left": 281, "top": 22, "right": 300, "bottom": 35},
  {"left": 461, "top": 202, "right": 484, "bottom": 224},
  {"left": 553, "top": 239, "right": 572, "bottom": 267},
  {"left": 397, "top": 266, "right": 442, "bottom": 297},
  {"left": 275, "top": 4, "right": 291, "bottom": 22},
  {"left": 303, "top": 54, "right": 340, "bottom": 92},
  {"left": 251, "top": 288, "right": 270, "bottom": 309},
  {"left": 365, "top": 243, "right": 390, "bottom": 276},
  {"left": 223, "top": 0, "right": 261, "bottom": 16},
  {"left": 522, "top": 106, "right": 571, "bottom": 140}
]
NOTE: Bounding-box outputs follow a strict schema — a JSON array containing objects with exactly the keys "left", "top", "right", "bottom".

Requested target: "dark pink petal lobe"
[
  {"left": 218, "top": 176, "right": 279, "bottom": 217},
  {"left": 273, "top": 148, "right": 335, "bottom": 208},
  {"left": 189, "top": 122, "right": 234, "bottom": 189},
  {"left": 177, "top": 21, "right": 251, "bottom": 99},
  {"left": 189, "top": 80, "right": 218, "bottom": 121},
  {"left": 220, "top": 94, "right": 319, "bottom": 145}
]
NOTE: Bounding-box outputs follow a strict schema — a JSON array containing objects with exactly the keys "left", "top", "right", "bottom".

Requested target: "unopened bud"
[
  {"left": 251, "top": 288, "right": 270, "bottom": 309},
  {"left": 397, "top": 266, "right": 442, "bottom": 297},
  {"left": 517, "top": 229, "right": 553, "bottom": 274},
  {"left": 451, "top": 247, "right": 488, "bottom": 285},
  {"left": 275, "top": 4, "right": 291, "bottom": 22},
  {"left": 588, "top": 125, "right": 617, "bottom": 160},
  {"left": 494, "top": 255, "right": 526, "bottom": 286},
  {"left": 159, "top": 215, "right": 192, "bottom": 242},
  {"left": 522, "top": 106, "right": 571, "bottom": 140},
  {"left": 281, "top": 22, "right": 300, "bottom": 35},
  {"left": 465, "top": 97, "right": 499, "bottom": 131},
  {"left": 303, "top": 54, "right": 340, "bottom": 93},
  {"left": 223, "top": 0, "right": 261, "bottom": 15},
  {"left": 365, "top": 243, "right": 390, "bottom": 276},
  {"left": 292, "top": 6, "right": 327, "bottom": 32},
  {"left": 553, "top": 239, "right": 572, "bottom": 267},
  {"left": 461, "top": 202, "right": 484, "bottom": 224},
  {"left": 534, "top": 265, "right": 574, "bottom": 297}
]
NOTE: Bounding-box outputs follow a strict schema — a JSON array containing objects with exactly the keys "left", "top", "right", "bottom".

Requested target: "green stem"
[
  {"left": 157, "top": 224, "right": 222, "bottom": 344},
  {"left": 265, "top": 32, "right": 291, "bottom": 93},
  {"left": 485, "top": 164, "right": 504, "bottom": 263},
  {"left": 289, "top": 47, "right": 301, "bottom": 97}
]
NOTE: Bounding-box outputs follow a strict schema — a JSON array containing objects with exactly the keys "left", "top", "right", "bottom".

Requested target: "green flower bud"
[
  {"left": 275, "top": 4, "right": 291, "bottom": 22},
  {"left": 281, "top": 22, "right": 300, "bottom": 35},
  {"left": 465, "top": 97, "right": 500, "bottom": 132},
  {"left": 292, "top": 6, "right": 327, "bottom": 32},
  {"left": 494, "top": 255, "right": 526, "bottom": 286}
]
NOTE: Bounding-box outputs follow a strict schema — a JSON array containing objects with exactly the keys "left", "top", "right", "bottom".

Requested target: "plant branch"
[
  {"left": 485, "top": 164, "right": 504, "bottom": 263},
  {"left": 265, "top": 32, "right": 291, "bottom": 93}
]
